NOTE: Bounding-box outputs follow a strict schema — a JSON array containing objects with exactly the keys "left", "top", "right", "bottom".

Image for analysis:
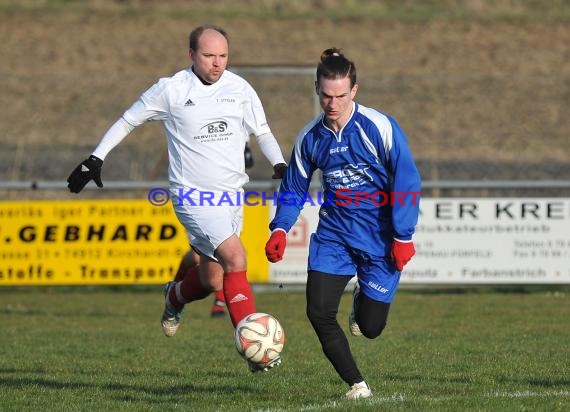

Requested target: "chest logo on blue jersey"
[
  {"left": 329, "top": 146, "right": 348, "bottom": 154},
  {"left": 323, "top": 163, "right": 373, "bottom": 189}
]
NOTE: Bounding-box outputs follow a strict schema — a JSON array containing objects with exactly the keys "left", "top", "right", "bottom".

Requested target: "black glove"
[
  {"left": 67, "top": 155, "right": 104, "bottom": 193},
  {"left": 244, "top": 143, "right": 254, "bottom": 169},
  {"left": 272, "top": 163, "right": 287, "bottom": 179}
]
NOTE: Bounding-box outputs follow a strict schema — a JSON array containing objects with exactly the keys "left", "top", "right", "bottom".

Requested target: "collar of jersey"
[
  {"left": 320, "top": 101, "right": 358, "bottom": 142},
  {"left": 188, "top": 66, "right": 225, "bottom": 89}
]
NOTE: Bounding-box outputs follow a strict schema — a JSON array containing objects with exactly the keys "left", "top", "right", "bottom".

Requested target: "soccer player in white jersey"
[
  {"left": 172, "top": 142, "right": 255, "bottom": 319},
  {"left": 67, "top": 24, "right": 287, "bottom": 372},
  {"left": 265, "top": 48, "right": 421, "bottom": 398}
]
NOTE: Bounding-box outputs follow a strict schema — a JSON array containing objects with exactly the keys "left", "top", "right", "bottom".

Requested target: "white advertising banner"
[{"left": 269, "top": 198, "right": 570, "bottom": 285}]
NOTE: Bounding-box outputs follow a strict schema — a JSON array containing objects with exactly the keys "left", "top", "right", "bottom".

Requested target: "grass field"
[{"left": 1, "top": 287, "right": 569, "bottom": 411}]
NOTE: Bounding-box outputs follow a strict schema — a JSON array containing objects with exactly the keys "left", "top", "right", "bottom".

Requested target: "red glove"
[
  {"left": 391, "top": 239, "right": 415, "bottom": 271},
  {"left": 265, "top": 230, "right": 287, "bottom": 263}
]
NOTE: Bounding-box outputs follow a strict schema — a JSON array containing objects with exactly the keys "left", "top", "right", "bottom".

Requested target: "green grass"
[{"left": 1, "top": 287, "right": 569, "bottom": 411}]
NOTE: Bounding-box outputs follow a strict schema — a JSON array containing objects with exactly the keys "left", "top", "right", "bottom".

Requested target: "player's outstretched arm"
[{"left": 66, "top": 116, "right": 137, "bottom": 193}]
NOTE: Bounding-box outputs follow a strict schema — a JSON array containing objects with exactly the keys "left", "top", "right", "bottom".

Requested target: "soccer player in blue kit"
[{"left": 265, "top": 48, "right": 421, "bottom": 399}]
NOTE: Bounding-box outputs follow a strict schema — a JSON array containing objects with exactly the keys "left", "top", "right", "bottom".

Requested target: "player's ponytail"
[{"left": 317, "top": 48, "right": 357, "bottom": 87}]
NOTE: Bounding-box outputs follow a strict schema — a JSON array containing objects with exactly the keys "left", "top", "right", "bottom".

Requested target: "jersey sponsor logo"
[
  {"left": 200, "top": 121, "right": 228, "bottom": 134},
  {"left": 323, "top": 163, "right": 372, "bottom": 189},
  {"left": 329, "top": 146, "right": 348, "bottom": 154}
]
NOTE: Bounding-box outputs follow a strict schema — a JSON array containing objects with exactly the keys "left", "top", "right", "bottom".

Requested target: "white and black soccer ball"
[{"left": 234, "top": 312, "right": 285, "bottom": 365}]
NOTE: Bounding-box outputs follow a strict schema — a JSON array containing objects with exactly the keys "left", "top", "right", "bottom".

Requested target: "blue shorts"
[{"left": 307, "top": 233, "right": 401, "bottom": 303}]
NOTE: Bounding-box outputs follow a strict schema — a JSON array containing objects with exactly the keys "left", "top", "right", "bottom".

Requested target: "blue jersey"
[{"left": 270, "top": 102, "right": 421, "bottom": 257}]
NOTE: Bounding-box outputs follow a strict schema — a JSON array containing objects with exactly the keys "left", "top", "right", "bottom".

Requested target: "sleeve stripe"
[
  {"left": 357, "top": 105, "right": 393, "bottom": 163},
  {"left": 355, "top": 121, "right": 378, "bottom": 160},
  {"left": 294, "top": 138, "right": 308, "bottom": 179},
  {"left": 293, "top": 115, "right": 321, "bottom": 179}
]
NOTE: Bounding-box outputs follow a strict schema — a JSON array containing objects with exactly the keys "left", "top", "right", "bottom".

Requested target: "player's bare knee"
[
  {"left": 215, "top": 237, "right": 247, "bottom": 271},
  {"left": 219, "top": 256, "right": 246, "bottom": 273}
]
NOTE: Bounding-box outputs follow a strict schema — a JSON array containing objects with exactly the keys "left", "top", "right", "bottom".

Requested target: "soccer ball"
[{"left": 234, "top": 312, "right": 285, "bottom": 365}]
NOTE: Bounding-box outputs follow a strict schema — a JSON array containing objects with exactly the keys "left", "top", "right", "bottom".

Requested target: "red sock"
[
  {"left": 223, "top": 271, "right": 256, "bottom": 327},
  {"left": 214, "top": 289, "right": 226, "bottom": 304},
  {"left": 168, "top": 266, "right": 210, "bottom": 310},
  {"left": 210, "top": 289, "right": 226, "bottom": 317}
]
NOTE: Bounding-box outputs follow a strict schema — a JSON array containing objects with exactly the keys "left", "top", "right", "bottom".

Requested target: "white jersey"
[{"left": 94, "top": 68, "right": 282, "bottom": 193}]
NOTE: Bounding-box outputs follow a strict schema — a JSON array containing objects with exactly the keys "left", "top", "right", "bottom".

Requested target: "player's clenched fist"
[
  {"left": 67, "top": 155, "right": 104, "bottom": 193},
  {"left": 390, "top": 239, "right": 415, "bottom": 271},
  {"left": 265, "top": 230, "right": 287, "bottom": 263}
]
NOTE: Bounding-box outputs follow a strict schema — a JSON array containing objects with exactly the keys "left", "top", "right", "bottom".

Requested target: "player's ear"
[
  {"left": 351, "top": 83, "right": 358, "bottom": 98},
  {"left": 314, "top": 80, "right": 319, "bottom": 95}
]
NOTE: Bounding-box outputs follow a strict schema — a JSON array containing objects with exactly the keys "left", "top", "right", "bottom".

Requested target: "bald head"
[{"left": 189, "top": 25, "right": 228, "bottom": 50}]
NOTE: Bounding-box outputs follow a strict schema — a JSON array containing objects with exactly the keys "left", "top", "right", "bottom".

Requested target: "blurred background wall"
[{"left": 0, "top": 0, "right": 568, "bottom": 199}]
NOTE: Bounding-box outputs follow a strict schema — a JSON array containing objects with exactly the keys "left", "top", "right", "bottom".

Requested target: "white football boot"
[
  {"left": 348, "top": 282, "right": 363, "bottom": 337},
  {"left": 345, "top": 381, "right": 372, "bottom": 399},
  {"left": 161, "top": 281, "right": 184, "bottom": 337},
  {"left": 248, "top": 356, "right": 282, "bottom": 373}
]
